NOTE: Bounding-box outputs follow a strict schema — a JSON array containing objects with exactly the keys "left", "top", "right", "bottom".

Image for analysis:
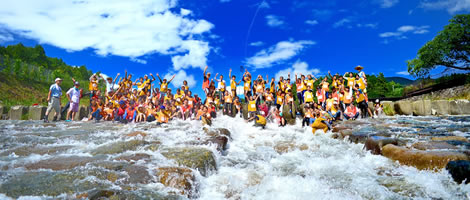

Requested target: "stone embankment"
[{"left": 378, "top": 99, "right": 470, "bottom": 116}]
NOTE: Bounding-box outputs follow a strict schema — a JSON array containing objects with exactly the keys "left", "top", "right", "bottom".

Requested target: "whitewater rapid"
[{"left": 0, "top": 115, "right": 469, "bottom": 199}]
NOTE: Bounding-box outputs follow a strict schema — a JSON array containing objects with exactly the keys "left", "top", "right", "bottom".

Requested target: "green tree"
[{"left": 407, "top": 14, "right": 470, "bottom": 78}]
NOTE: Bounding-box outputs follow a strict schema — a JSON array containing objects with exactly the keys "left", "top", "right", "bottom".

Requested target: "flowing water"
[{"left": 0, "top": 115, "right": 469, "bottom": 200}]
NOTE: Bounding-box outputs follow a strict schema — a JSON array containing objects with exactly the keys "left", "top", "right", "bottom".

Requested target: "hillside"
[{"left": 385, "top": 77, "right": 414, "bottom": 86}]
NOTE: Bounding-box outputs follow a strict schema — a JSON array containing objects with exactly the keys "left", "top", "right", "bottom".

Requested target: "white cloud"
[
  {"left": 357, "top": 23, "right": 378, "bottom": 28},
  {"left": 0, "top": 31, "right": 13, "bottom": 43},
  {"left": 250, "top": 41, "right": 265, "bottom": 47},
  {"left": 246, "top": 40, "right": 315, "bottom": 69},
  {"left": 333, "top": 18, "right": 352, "bottom": 28},
  {"left": 379, "top": 25, "right": 430, "bottom": 38},
  {"left": 420, "top": 0, "right": 470, "bottom": 14},
  {"left": 164, "top": 70, "right": 196, "bottom": 89},
  {"left": 377, "top": 0, "right": 400, "bottom": 8},
  {"left": 275, "top": 60, "right": 320, "bottom": 80},
  {"left": 266, "top": 15, "right": 285, "bottom": 28},
  {"left": 396, "top": 71, "right": 409, "bottom": 75},
  {"left": 305, "top": 20, "right": 319, "bottom": 25},
  {"left": 130, "top": 57, "right": 147, "bottom": 64},
  {"left": 0, "top": 0, "right": 214, "bottom": 71}
]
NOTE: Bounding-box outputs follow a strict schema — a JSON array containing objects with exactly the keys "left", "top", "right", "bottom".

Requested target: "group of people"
[{"left": 43, "top": 65, "right": 382, "bottom": 133}]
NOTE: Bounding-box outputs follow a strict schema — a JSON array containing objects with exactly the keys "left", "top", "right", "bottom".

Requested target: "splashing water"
[{"left": 0, "top": 115, "right": 469, "bottom": 199}]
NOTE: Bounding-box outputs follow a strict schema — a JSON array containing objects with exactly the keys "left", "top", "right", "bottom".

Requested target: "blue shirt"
[{"left": 50, "top": 84, "right": 62, "bottom": 98}]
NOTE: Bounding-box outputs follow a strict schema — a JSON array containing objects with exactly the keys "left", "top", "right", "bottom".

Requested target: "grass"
[{"left": 0, "top": 72, "right": 91, "bottom": 111}]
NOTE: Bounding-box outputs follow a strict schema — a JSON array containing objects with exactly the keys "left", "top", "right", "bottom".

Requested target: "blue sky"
[{"left": 0, "top": 0, "right": 468, "bottom": 96}]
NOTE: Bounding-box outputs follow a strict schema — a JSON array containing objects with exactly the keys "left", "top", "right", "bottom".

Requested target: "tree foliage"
[{"left": 407, "top": 14, "right": 470, "bottom": 78}]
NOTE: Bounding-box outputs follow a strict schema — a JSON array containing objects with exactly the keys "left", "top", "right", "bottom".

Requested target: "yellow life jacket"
[
  {"left": 347, "top": 77, "right": 355, "bottom": 87},
  {"left": 256, "top": 115, "right": 266, "bottom": 125},
  {"left": 225, "top": 95, "right": 232, "bottom": 103},
  {"left": 270, "top": 81, "right": 275, "bottom": 93},
  {"left": 344, "top": 91, "right": 353, "bottom": 104},
  {"left": 248, "top": 100, "right": 257, "bottom": 112},
  {"left": 306, "top": 79, "right": 314, "bottom": 88},
  {"left": 266, "top": 93, "right": 274, "bottom": 101},
  {"left": 256, "top": 83, "right": 264, "bottom": 93},
  {"left": 326, "top": 99, "right": 334, "bottom": 109},
  {"left": 357, "top": 78, "right": 366, "bottom": 90},
  {"left": 89, "top": 80, "right": 98, "bottom": 91},
  {"left": 231, "top": 80, "right": 236, "bottom": 90},
  {"left": 244, "top": 80, "right": 251, "bottom": 91},
  {"left": 304, "top": 91, "right": 314, "bottom": 103},
  {"left": 220, "top": 81, "right": 226, "bottom": 92},
  {"left": 160, "top": 82, "right": 168, "bottom": 93},
  {"left": 356, "top": 93, "right": 366, "bottom": 103},
  {"left": 276, "top": 96, "right": 283, "bottom": 105}
]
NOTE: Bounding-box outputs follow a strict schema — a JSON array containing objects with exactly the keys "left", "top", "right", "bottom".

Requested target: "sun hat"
[
  {"left": 355, "top": 65, "right": 364, "bottom": 70},
  {"left": 55, "top": 78, "right": 62, "bottom": 82}
]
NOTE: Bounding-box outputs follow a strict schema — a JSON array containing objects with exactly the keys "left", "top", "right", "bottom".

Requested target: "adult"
[
  {"left": 202, "top": 66, "right": 211, "bottom": 95},
  {"left": 44, "top": 78, "right": 63, "bottom": 122},
  {"left": 66, "top": 81, "right": 81, "bottom": 121}
]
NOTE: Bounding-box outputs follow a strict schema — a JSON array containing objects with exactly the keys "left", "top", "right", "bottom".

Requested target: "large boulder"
[
  {"left": 431, "top": 100, "right": 450, "bottom": 116},
  {"left": 156, "top": 167, "right": 196, "bottom": 196},
  {"left": 412, "top": 141, "right": 459, "bottom": 150},
  {"left": 394, "top": 101, "right": 412, "bottom": 115},
  {"left": 446, "top": 160, "right": 470, "bottom": 184},
  {"left": 242, "top": 103, "right": 248, "bottom": 119},
  {"left": 9, "top": 105, "right": 29, "bottom": 120},
  {"left": 382, "top": 144, "right": 469, "bottom": 170},
  {"left": 431, "top": 136, "right": 468, "bottom": 143},
  {"left": 0, "top": 145, "right": 72, "bottom": 156},
  {"left": 282, "top": 104, "right": 296, "bottom": 125},
  {"left": 29, "top": 106, "right": 46, "bottom": 120},
  {"left": 348, "top": 133, "right": 370, "bottom": 144},
  {"left": 25, "top": 156, "right": 103, "bottom": 170},
  {"left": 382, "top": 101, "right": 395, "bottom": 116},
  {"left": 364, "top": 136, "right": 398, "bottom": 155},
  {"left": 203, "top": 135, "right": 228, "bottom": 152},
  {"left": 160, "top": 147, "right": 217, "bottom": 177},
  {"left": 450, "top": 100, "right": 470, "bottom": 115},
  {"left": 76, "top": 106, "right": 89, "bottom": 121},
  {"left": 412, "top": 100, "right": 431, "bottom": 116},
  {"left": 123, "top": 165, "right": 153, "bottom": 184},
  {"left": 91, "top": 140, "right": 148, "bottom": 155}
]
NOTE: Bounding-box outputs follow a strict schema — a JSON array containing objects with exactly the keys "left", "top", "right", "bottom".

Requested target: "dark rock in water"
[
  {"left": 382, "top": 144, "right": 469, "bottom": 170},
  {"left": 161, "top": 147, "right": 217, "bottom": 177},
  {"left": 91, "top": 139, "right": 149, "bottom": 155},
  {"left": 115, "top": 153, "right": 151, "bottom": 163},
  {"left": 446, "top": 140, "right": 470, "bottom": 149},
  {"left": 156, "top": 167, "right": 196, "bottom": 197},
  {"left": 242, "top": 103, "right": 248, "bottom": 120},
  {"left": 204, "top": 127, "right": 231, "bottom": 138},
  {"left": 123, "top": 165, "right": 153, "bottom": 184},
  {"left": 412, "top": 141, "right": 459, "bottom": 150},
  {"left": 0, "top": 145, "right": 72, "bottom": 156},
  {"left": 364, "top": 136, "right": 398, "bottom": 155},
  {"left": 203, "top": 135, "right": 228, "bottom": 152},
  {"left": 282, "top": 104, "right": 296, "bottom": 125},
  {"left": 0, "top": 171, "right": 107, "bottom": 198},
  {"left": 92, "top": 161, "right": 128, "bottom": 171},
  {"left": 87, "top": 189, "right": 119, "bottom": 199},
  {"left": 25, "top": 156, "right": 104, "bottom": 170},
  {"left": 348, "top": 133, "right": 370, "bottom": 144},
  {"left": 125, "top": 131, "right": 147, "bottom": 137},
  {"left": 446, "top": 160, "right": 470, "bottom": 184}
]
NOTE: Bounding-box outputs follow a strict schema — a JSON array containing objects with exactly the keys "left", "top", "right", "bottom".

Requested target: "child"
[
  {"left": 247, "top": 114, "right": 266, "bottom": 129},
  {"left": 224, "top": 91, "right": 233, "bottom": 116},
  {"left": 103, "top": 102, "right": 115, "bottom": 121},
  {"left": 247, "top": 95, "right": 260, "bottom": 119}
]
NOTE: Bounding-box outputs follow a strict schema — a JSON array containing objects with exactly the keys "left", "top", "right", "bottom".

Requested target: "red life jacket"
[{"left": 126, "top": 107, "right": 135, "bottom": 120}]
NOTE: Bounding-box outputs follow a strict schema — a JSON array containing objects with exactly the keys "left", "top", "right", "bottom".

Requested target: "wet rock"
[
  {"left": 125, "top": 131, "right": 147, "bottom": 137},
  {"left": 123, "top": 165, "right": 153, "bottom": 184},
  {"left": 29, "top": 106, "right": 46, "bottom": 120},
  {"left": 382, "top": 101, "right": 395, "bottom": 116},
  {"left": 431, "top": 100, "right": 450, "bottom": 115},
  {"left": 0, "top": 171, "right": 106, "bottom": 198},
  {"left": 412, "top": 100, "right": 431, "bottom": 116},
  {"left": 412, "top": 141, "right": 459, "bottom": 150},
  {"left": 25, "top": 156, "right": 103, "bottom": 170},
  {"left": 282, "top": 104, "right": 296, "bottom": 125},
  {"left": 394, "top": 101, "right": 413, "bottom": 115},
  {"left": 273, "top": 142, "right": 309, "bottom": 154},
  {"left": 348, "top": 133, "right": 370, "bottom": 144},
  {"left": 76, "top": 106, "right": 89, "bottom": 121},
  {"left": 446, "top": 160, "right": 470, "bottom": 184},
  {"left": 115, "top": 153, "right": 151, "bottom": 163},
  {"left": 382, "top": 144, "right": 469, "bottom": 170},
  {"left": 87, "top": 189, "right": 118, "bottom": 199},
  {"left": 332, "top": 125, "right": 350, "bottom": 133},
  {"left": 203, "top": 135, "right": 228, "bottom": 152},
  {"left": 446, "top": 140, "right": 470, "bottom": 149},
  {"left": 204, "top": 127, "right": 231, "bottom": 138},
  {"left": 9, "top": 106, "right": 29, "bottom": 120},
  {"left": 0, "top": 145, "right": 72, "bottom": 156},
  {"left": 91, "top": 140, "right": 149, "bottom": 155},
  {"left": 92, "top": 161, "right": 128, "bottom": 171},
  {"left": 161, "top": 147, "right": 217, "bottom": 177},
  {"left": 156, "top": 167, "right": 196, "bottom": 196},
  {"left": 242, "top": 103, "right": 248, "bottom": 119},
  {"left": 364, "top": 136, "right": 398, "bottom": 155},
  {"left": 431, "top": 136, "right": 468, "bottom": 143},
  {"left": 450, "top": 100, "right": 470, "bottom": 115},
  {"left": 144, "top": 142, "right": 161, "bottom": 151}
]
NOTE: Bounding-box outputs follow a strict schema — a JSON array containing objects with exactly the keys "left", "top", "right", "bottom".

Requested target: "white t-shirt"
[{"left": 67, "top": 88, "right": 81, "bottom": 103}]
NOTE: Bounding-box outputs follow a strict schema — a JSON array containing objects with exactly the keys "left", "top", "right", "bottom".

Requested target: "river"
[{"left": 0, "top": 115, "right": 469, "bottom": 199}]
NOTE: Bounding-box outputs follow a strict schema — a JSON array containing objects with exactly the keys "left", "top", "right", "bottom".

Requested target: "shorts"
[{"left": 69, "top": 102, "right": 79, "bottom": 112}]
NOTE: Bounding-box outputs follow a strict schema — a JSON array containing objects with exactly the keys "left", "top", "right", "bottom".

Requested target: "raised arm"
[
  {"left": 113, "top": 73, "right": 120, "bottom": 85},
  {"left": 150, "top": 73, "right": 156, "bottom": 81},
  {"left": 168, "top": 74, "right": 176, "bottom": 83},
  {"left": 156, "top": 73, "right": 163, "bottom": 83},
  {"left": 203, "top": 66, "right": 208, "bottom": 77},
  {"left": 328, "top": 71, "right": 333, "bottom": 79},
  {"left": 229, "top": 68, "right": 232, "bottom": 79}
]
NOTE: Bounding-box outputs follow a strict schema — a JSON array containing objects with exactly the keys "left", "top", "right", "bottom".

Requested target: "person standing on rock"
[
  {"left": 44, "top": 78, "right": 63, "bottom": 123},
  {"left": 65, "top": 81, "right": 81, "bottom": 122}
]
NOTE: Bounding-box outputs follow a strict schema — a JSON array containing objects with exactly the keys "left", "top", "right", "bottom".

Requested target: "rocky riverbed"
[{"left": 0, "top": 115, "right": 469, "bottom": 199}]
